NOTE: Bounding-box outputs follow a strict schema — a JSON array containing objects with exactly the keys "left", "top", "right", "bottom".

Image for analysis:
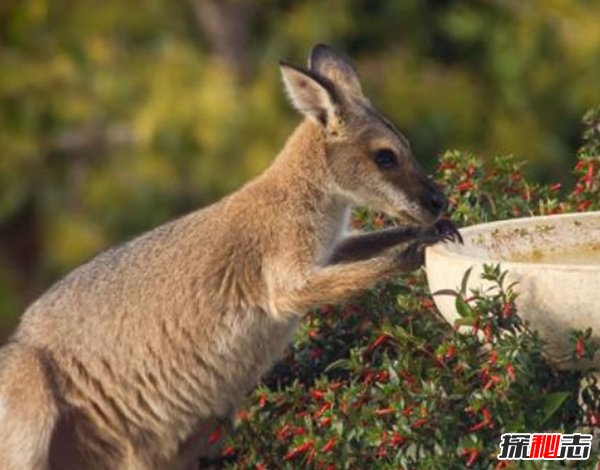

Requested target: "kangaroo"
[{"left": 0, "top": 44, "right": 460, "bottom": 470}]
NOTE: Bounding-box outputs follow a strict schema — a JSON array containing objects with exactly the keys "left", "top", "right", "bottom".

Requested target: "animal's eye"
[{"left": 374, "top": 148, "right": 398, "bottom": 169}]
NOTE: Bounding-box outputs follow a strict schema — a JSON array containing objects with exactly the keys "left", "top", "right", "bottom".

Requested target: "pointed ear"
[
  {"left": 279, "top": 62, "right": 339, "bottom": 126},
  {"left": 309, "top": 44, "right": 363, "bottom": 97}
]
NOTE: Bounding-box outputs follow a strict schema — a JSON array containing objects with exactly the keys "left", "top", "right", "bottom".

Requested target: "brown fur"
[{"left": 0, "top": 44, "right": 448, "bottom": 469}]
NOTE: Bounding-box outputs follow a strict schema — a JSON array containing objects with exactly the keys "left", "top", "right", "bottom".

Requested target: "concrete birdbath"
[{"left": 425, "top": 211, "right": 600, "bottom": 370}]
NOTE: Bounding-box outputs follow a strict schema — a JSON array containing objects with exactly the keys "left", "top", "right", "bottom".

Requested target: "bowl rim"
[{"left": 427, "top": 210, "right": 600, "bottom": 271}]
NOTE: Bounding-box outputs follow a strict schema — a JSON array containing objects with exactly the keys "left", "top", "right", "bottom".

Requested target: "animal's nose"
[
  {"left": 420, "top": 177, "right": 448, "bottom": 218},
  {"left": 430, "top": 190, "right": 447, "bottom": 214}
]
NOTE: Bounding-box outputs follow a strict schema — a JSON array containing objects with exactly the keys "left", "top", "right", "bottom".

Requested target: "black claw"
[{"left": 433, "top": 218, "right": 463, "bottom": 245}]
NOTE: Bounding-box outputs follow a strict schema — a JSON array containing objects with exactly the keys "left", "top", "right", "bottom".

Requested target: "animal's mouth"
[{"left": 397, "top": 206, "right": 439, "bottom": 226}]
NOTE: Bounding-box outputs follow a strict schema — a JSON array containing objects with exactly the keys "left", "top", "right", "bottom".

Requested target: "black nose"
[{"left": 430, "top": 189, "right": 447, "bottom": 214}]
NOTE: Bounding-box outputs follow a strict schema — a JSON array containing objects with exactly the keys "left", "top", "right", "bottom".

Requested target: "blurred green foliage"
[{"left": 1, "top": 0, "right": 600, "bottom": 337}]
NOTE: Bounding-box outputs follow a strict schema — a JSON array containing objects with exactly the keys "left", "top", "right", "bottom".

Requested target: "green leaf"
[
  {"left": 454, "top": 317, "right": 478, "bottom": 327},
  {"left": 498, "top": 270, "right": 508, "bottom": 289},
  {"left": 455, "top": 296, "right": 473, "bottom": 318},
  {"left": 432, "top": 289, "right": 458, "bottom": 297},
  {"left": 323, "top": 358, "right": 350, "bottom": 372},
  {"left": 536, "top": 392, "right": 570, "bottom": 424},
  {"left": 461, "top": 267, "right": 473, "bottom": 295}
]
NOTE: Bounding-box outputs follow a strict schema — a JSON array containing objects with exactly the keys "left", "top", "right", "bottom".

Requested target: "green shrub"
[{"left": 224, "top": 108, "right": 600, "bottom": 469}]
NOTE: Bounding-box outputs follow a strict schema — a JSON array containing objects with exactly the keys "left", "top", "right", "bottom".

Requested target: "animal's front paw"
[
  {"left": 395, "top": 235, "right": 443, "bottom": 271},
  {"left": 433, "top": 218, "right": 463, "bottom": 244}
]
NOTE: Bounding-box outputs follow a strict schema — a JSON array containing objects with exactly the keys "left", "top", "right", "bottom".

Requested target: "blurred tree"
[{"left": 1, "top": 0, "right": 600, "bottom": 339}]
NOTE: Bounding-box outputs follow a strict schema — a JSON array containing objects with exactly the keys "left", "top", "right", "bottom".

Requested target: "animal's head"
[{"left": 280, "top": 44, "right": 447, "bottom": 224}]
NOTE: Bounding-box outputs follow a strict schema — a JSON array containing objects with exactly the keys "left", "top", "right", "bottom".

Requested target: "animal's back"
[{"left": 18, "top": 202, "right": 219, "bottom": 352}]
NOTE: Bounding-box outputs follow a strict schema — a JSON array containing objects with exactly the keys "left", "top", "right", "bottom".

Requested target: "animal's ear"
[
  {"left": 309, "top": 44, "right": 363, "bottom": 98},
  {"left": 279, "top": 62, "right": 339, "bottom": 126}
]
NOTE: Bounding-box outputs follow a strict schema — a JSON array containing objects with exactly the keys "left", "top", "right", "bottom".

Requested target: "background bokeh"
[{"left": 1, "top": 0, "right": 600, "bottom": 340}]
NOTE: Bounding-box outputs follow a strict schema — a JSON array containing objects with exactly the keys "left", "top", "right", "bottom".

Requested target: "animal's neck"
[
  {"left": 269, "top": 119, "right": 331, "bottom": 189},
  {"left": 265, "top": 119, "right": 352, "bottom": 260}
]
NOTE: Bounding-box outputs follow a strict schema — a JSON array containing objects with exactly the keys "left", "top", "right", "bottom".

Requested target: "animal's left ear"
[
  {"left": 279, "top": 61, "right": 339, "bottom": 127},
  {"left": 309, "top": 44, "right": 363, "bottom": 98}
]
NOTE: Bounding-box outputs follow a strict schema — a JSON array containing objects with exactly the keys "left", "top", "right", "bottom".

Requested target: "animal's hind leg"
[{"left": 0, "top": 343, "right": 58, "bottom": 470}]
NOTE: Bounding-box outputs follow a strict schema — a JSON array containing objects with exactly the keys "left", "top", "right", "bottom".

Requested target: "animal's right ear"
[{"left": 280, "top": 62, "right": 339, "bottom": 127}]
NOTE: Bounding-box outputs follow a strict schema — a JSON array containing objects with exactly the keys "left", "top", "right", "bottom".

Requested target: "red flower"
[
  {"left": 276, "top": 424, "right": 291, "bottom": 442},
  {"left": 367, "top": 333, "right": 391, "bottom": 352},
  {"left": 362, "top": 371, "right": 376, "bottom": 383},
  {"left": 311, "top": 390, "right": 326, "bottom": 401},
  {"left": 208, "top": 426, "right": 222, "bottom": 444},
  {"left": 399, "top": 370, "right": 416, "bottom": 384},
  {"left": 314, "top": 402, "right": 331, "bottom": 419},
  {"left": 460, "top": 448, "right": 480, "bottom": 468},
  {"left": 375, "top": 407, "right": 396, "bottom": 416},
  {"left": 291, "top": 426, "right": 306, "bottom": 436},
  {"left": 329, "top": 381, "right": 344, "bottom": 390},
  {"left": 259, "top": 394, "right": 267, "bottom": 408},
  {"left": 484, "top": 323, "right": 493, "bottom": 342},
  {"left": 321, "top": 437, "right": 336, "bottom": 453},
  {"left": 284, "top": 441, "right": 314, "bottom": 461},
  {"left": 577, "top": 200, "right": 592, "bottom": 212},
  {"left": 583, "top": 162, "right": 595, "bottom": 185},
  {"left": 502, "top": 302, "right": 514, "bottom": 319},
  {"left": 576, "top": 337, "right": 585, "bottom": 358},
  {"left": 468, "top": 421, "right": 486, "bottom": 432},
  {"left": 445, "top": 345, "right": 457, "bottom": 361},
  {"left": 411, "top": 418, "right": 428, "bottom": 428},
  {"left": 466, "top": 450, "right": 480, "bottom": 467},
  {"left": 222, "top": 446, "right": 236, "bottom": 457},
  {"left": 307, "top": 448, "right": 316, "bottom": 465},
  {"left": 481, "top": 407, "right": 492, "bottom": 425},
  {"left": 469, "top": 406, "right": 494, "bottom": 429},
  {"left": 506, "top": 363, "right": 516, "bottom": 381},
  {"left": 376, "top": 370, "right": 390, "bottom": 383},
  {"left": 550, "top": 183, "right": 562, "bottom": 192},
  {"left": 319, "top": 417, "right": 332, "bottom": 427},
  {"left": 457, "top": 181, "right": 474, "bottom": 192},
  {"left": 390, "top": 432, "right": 405, "bottom": 446}
]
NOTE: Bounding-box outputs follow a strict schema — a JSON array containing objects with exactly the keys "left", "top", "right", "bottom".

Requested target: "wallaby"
[{"left": 0, "top": 44, "right": 460, "bottom": 469}]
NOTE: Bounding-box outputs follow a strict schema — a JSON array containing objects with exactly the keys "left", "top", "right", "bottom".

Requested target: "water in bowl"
[{"left": 512, "top": 245, "right": 600, "bottom": 265}]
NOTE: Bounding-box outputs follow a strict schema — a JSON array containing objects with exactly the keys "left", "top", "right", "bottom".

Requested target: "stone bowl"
[{"left": 425, "top": 211, "right": 600, "bottom": 370}]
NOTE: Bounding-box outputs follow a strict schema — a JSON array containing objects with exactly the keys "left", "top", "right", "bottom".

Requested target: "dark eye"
[{"left": 374, "top": 148, "right": 398, "bottom": 169}]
